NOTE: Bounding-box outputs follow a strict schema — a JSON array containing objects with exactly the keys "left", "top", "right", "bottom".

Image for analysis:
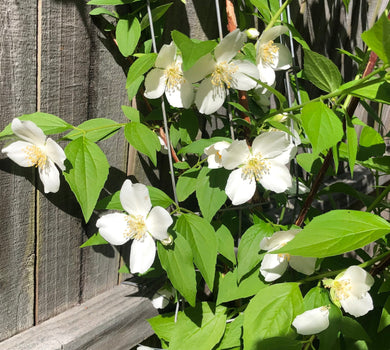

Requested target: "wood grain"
[{"left": 0, "top": 1, "right": 37, "bottom": 341}]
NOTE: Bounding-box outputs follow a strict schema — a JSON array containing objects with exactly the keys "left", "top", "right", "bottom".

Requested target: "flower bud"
[{"left": 245, "top": 28, "right": 260, "bottom": 40}]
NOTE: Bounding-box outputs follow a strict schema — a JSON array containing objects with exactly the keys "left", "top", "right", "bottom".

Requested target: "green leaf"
[
  {"left": 80, "top": 232, "right": 108, "bottom": 247},
  {"left": 87, "top": 0, "right": 136, "bottom": 4},
  {"left": 350, "top": 81, "right": 390, "bottom": 104},
  {"left": 378, "top": 296, "right": 390, "bottom": 332},
  {"left": 176, "top": 168, "right": 200, "bottom": 202},
  {"left": 89, "top": 8, "right": 118, "bottom": 17},
  {"left": 301, "top": 101, "right": 344, "bottom": 155},
  {"left": 157, "top": 234, "right": 197, "bottom": 306},
  {"left": 176, "top": 214, "right": 218, "bottom": 290},
  {"left": 346, "top": 114, "right": 358, "bottom": 175},
  {"left": 148, "top": 312, "right": 176, "bottom": 343},
  {"left": 121, "top": 105, "right": 140, "bottom": 122},
  {"left": 196, "top": 167, "right": 228, "bottom": 221},
  {"left": 357, "top": 125, "right": 385, "bottom": 161},
  {"left": 303, "top": 48, "right": 342, "bottom": 92},
  {"left": 296, "top": 152, "right": 323, "bottom": 174},
  {"left": 303, "top": 286, "right": 332, "bottom": 310},
  {"left": 237, "top": 222, "right": 274, "bottom": 281},
  {"left": 169, "top": 303, "right": 227, "bottom": 350},
  {"left": 147, "top": 186, "right": 174, "bottom": 208},
  {"left": 64, "top": 118, "right": 121, "bottom": 142},
  {"left": 127, "top": 76, "right": 144, "bottom": 100},
  {"left": 126, "top": 53, "right": 157, "bottom": 88},
  {"left": 64, "top": 137, "right": 109, "bottom": 222},
  {"left": 276, "top": 210, "right": 390, "bottom": 258},
  {"left": 178, "top": 137, "right": 232, "bottom": 156},
  {"left": 216, "top": 224, "right": 236, "bottom": 264},
  {"left": 217, "top": 313, "right": 243, "bottom": 349},
  {"left": 173, "top": 161, "right": 190, "bottom": 170},
  {"left": 124, "top": 122, "right": 160, "bottom": 166},
  {"left": 118, "top": 264, "right": 130, "bottom": 273},
  {"left": 0, "top": 112, "right": 72, "bottom": 140},
  {"left": 115, "top": 17, "right": 141, "bottom": 57},
  {"left": 359, "top": 156, "right": 390, "bottom": 173},
  {"left": 361, "top": 13, "right": 390, "bottom": 64},
  {"left": 95, "top": 191, "right": 122, "bottom": 210},
  {"left": 243, "top": 283, "right": 303, "bottom": 349},
  {"left": 341, "top": 316, "right": 371, "bottom": 341},
  {"left": 171, "top": 30, "right": 217, "bottom": 71},
  {"left": 140, "top": 3, "right": 173, "bottom": 31},
  {"left": 217, "top": 268, "right": 265, "bottom": 305}
]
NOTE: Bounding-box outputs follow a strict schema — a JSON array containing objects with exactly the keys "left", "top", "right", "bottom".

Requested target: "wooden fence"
[{"left": 0, "top": 0, "right": 389, "bottom": 348}]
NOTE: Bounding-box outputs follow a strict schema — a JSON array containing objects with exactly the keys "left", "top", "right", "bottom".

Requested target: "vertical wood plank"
[
  {"left": 36, "top": 0, "right": 90, "bottom": 322},
  {"left": 0, "top": 1, "right": 37, "bottom": 341}
]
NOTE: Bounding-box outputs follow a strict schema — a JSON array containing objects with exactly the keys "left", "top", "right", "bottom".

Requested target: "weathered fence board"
[{"left": 0, "top": 1, "right": 37, "bottom": 341}]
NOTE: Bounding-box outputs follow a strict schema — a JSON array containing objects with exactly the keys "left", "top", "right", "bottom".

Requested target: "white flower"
[
  {"left": 151, "top": 286, "right": 174, "bottom": 309},
  {"left": 1, "top": 118, "right": 66, "bottom": 193},
  {"left": 259, "top": 229, "right": 316, "bottom": 282},
  {"left": 186, "top": 29, "right": 259, "bottom": 115},
  {"left": 204, "top": 141, "right": 231, "bottom": 169},
  {"left": 96, "top": 180, "right": 173, "bottom": 274},
  {"left": 144, "top": 42, "right": 194, "bottom": 108},
  {"left": 292, "top": 306, "right": 330, "bottom": 335},
  {"left": 256, "top": 26, "right": 292, "bottom": 86},
  {"left": 245, "top": 28, "right": 260, "bottom": 40},
  {"left": 222, "top": 131, "right": 294, "bottom": 205},
  {"left": 324, "top": 266, "right": 374, "bottom": 317}
]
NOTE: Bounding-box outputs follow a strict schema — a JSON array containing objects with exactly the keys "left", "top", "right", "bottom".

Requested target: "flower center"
[
  {"left": 332, "top": 279, "right": 352, "bottom": 300},
  {"left": 241, "top": 153, "right": 270, "bottom": 182},
  {"left": 260, "top": 40, "right": 279, "bottom": 65},
  {"left": 24, "top": 145, "right": 48, "bottom": 169},
  {"left": 211, "top": 61, "right": 238, "bottom": 89},
  {"left": 124, "top": 214, "right": 147, "bottom": 241},
  {"left": 164, "top": 63, "right": 184, "bottom": 91}
]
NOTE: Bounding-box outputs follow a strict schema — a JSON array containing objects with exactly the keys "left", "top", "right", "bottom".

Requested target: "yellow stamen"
[
  {"left": 260, "top": 40, "right": 279, "bottom": 65},
  {"left": 164, "top": 63, "right": 184, "bottom": 91},
  {"left": 124, "top": 214, "right": 147, "bottom": 241},
  {"left": 211, "top": 61, "right": 238, "bottom": 89},
  {"left": 241, "top": 153, "right": 270, "bottom": 182},
  {"left": 24, "top": 145, "right": 48, "bottom": 169},
  {"left": 332, "top": 279, "right": 352, "bottom": 301}
]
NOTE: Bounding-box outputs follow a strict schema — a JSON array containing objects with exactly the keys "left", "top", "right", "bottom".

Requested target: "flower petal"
[
  {"left": 215, "top": 29, "right": 246, "bottom": 62},
  {"left": 144, "top": 69, "right": 167, "bottom": 99},
  {"left": 155, "top": 43, "right": 176, "bottom": 69},
  {"left": 130, "top": 234, "right": 156, "bottom": 274},
  {"left": 258, "top": 26, "right": 289, "bottom": 45},
  {"left": 292, "top": 307, "right": 330, "bottom": 335},
  {"left": 341, "top": 293, "right": 373, "bottom": 317},
  {"left": 45, "top": 138, "right": 66, "bottom": 170},
  {"left": 195, "top": 77, "right": 226, "bottom": 115},
  {"left": 260, "top": 252, "right": 288, "bottom": 281},
  {"left": 289, "top": 256, "right": 316, "bottom": 275},
  {"left": 257, "top": 63, "right": 276, "bottom": 86},
  {"left": 11, "top": 118, "right": 47, "bottom": 145},
  {"left": 39, "top": 160, "right": 61, "bottom": 193},
  {"left": 146, "top": 206, "right": 172, "bottom": 241},
  {"left": 273, "top": 43, "right": 292, "bottom": 70},
  {"left": 252, "top": 131, "right": 291, "bottom": 159},
  {"left": 259, "top": 161, "right": 292, "bottom": 193},
  {"left": 151, "top": 287, "right": 173, "bottom": 309},
  {"left": 221, "top": 140, "right": 250, "bottom": 170},
  {"left": 120, "top": 180, "right": 152, "bottom": 217},
  {"left": 204, "top": 141, "right": 231, "bottom": 169},
  {"left": 96, "top": 212, "right": 130, "bottom": 245},
  {"left": 2, "top": 140, "right": 36, "bottom": 167},
  {"left": 185, "top": 54, "right": 215, "bottom": 83},
  {"left": 225, "top": 168, "right": 256, "bottom": 205},
  {"left": 260, "top": 229, "right": 298, "bottom": 251},
  {"left": 343, "top": 265, "right": 375, "bottom": 291},
  {"left": 230, "top": 60, "right": 259, "bottom": 90},
  {"left": 165, "top": 79, "right": 194, "bottom": 108}
]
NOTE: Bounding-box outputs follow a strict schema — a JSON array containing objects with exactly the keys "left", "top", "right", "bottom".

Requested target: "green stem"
[
  {"left": 302, "top": 335, "right": 316, "bottom": 350},
  {"left": 298, "top": 250, "right": 390, "bottom": 284},
  {"left": 264, "top": 0, "right": 293, "bottom": 31},
  {"left": 270, "top": 66, "right": 387, "bottom": 117},
  {"left": 366, "top": 182, "right": 390, "bottom": 213}
]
